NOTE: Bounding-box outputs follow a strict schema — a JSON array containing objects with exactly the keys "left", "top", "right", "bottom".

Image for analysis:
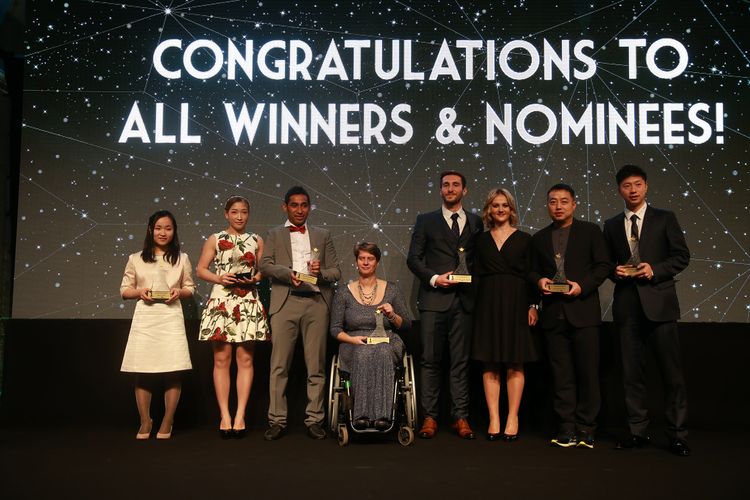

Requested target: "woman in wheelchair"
[{"left": 330, "top": 242, "right": 412, "bottom": 431}]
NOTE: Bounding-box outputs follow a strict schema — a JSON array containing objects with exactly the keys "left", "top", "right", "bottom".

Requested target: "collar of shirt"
[
  {"left": 441, "top": 205, "right": 466, "bottom": 227},
  {"left": 624, "top": 203, "right": 648, "bottom": 234},
  {"left": 284, "top": 220, "right": 308, "bottom": 231}
]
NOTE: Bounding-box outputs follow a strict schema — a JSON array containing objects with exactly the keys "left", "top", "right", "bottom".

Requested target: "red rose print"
[
  {"left": 210, "top": 327, "right": 227, "bottom": 341},
  {"left": 212, "top": 302, "right": 229, "bottom": 316},
  {"left": 232, "top": 304, "right": 241, "bottom": 323},
  {"left": 232, "top": 287, "right": 249, "bottom": 297},
  {"left": 242, "top": 252, "right": 256, "bottom": 266},
  {"left": 218, "top": 239, "right": 234, "bottom": 251}
]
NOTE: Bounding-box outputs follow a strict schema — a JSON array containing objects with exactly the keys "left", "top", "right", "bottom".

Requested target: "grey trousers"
[{"left": 268, "top": 294, "right": 329, "bottom": 427}]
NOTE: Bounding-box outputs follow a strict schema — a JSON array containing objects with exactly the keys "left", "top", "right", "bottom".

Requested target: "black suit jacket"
[
  {"left": 406, "top": 209, "right": 483, "bottom": 312},
  {"left": 603, "top": 206, "right": 689, "bottom": 322},
  {"left": 529, "top": 219, "right": 611, "bottom": 328}
]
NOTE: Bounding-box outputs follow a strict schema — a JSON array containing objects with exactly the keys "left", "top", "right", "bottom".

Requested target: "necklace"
[{"left": 357, "top": 280, "right": 378, "bottom": 305}]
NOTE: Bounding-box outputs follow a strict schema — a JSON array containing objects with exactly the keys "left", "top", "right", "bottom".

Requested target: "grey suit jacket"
[{"left": 260, "top": 224, "right": 341, "bottom": 315}]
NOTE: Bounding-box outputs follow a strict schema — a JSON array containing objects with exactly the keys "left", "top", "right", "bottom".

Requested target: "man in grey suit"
[
  {"left": 407, "top": 171, "right": 483, "bottom": 439},
  {"left": 261, "top": 186, "right": 341, "bottom": 440}
]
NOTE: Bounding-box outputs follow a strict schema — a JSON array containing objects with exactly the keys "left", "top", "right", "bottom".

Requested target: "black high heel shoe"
[
  {"left": 487, "top": 432, "right": 502, "bottom": 441},
  {"left": 231, "top": 428, "right": 247, "bottom": 439},
  {"left": 502, "top": 433, "right": 519, "bottom": 442}
]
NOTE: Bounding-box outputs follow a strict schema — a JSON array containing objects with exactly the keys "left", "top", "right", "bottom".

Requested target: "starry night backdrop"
[{"left": 14, "top": 0, "right": 749, "bottom": 321}]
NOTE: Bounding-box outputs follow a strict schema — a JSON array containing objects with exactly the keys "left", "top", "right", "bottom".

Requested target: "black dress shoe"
[
  {"left": 263, "top": 424, "right": 285, "bottom": 441},
  {"left": 487, "top": 432, "right": 501, "bottom": 442},
  {"left": 669, "top": 439, "right": 691, "bottom": 457},
  {"left": 373, "top": 418, "right": 391, "bottom": 431},
  {"left": 502, "top": 434, "right": 518, "bottom": 442},
  {"left": 353, "top": 417, "right": 370, "bottom": 430},
  {"left": 615, "top": 434, "right": 650, "bottom": 450},
  {"left": 307, "top": 423, "right": 326, "bottom": 440}
]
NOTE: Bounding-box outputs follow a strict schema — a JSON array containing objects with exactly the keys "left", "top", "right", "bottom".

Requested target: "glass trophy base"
[
  {"left": 621, "top": 265, "right": 640, "bottom": 276},
  {"left": 150, "top": 290, "right": 171, "bottom": 301},
  {"left": 546, "top": 282, "right": 571, "bottom": 293},
  {"left": 294, "top": 271, "right": 318, "bottom": 285},
  {"left": 366, "top": 337, "right": 390, "bottom": 345},
  {"left": 448, "top": 274, "right": 472, "bottom": 283}
]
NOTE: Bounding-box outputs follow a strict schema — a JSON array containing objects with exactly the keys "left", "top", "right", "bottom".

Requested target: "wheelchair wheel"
[
  {"left": 327, "top": 355, "right": 342, "bottom": 432},
  {"left": 337, "top": 424, "right": 349, "bottom": 446},
  {"left": 397, "top": 426, "right": 414, "bottom": 447},
  {"left": 402, "top": 354, "right": 418, "bottom": 430}
]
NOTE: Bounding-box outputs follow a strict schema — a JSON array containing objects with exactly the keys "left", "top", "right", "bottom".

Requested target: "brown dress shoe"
[
  {"left": 451, "top": 418, "right": 476, "bottom": 439},
  {"left": 419, "top": 417, "right": 438, "bottom": 439}
]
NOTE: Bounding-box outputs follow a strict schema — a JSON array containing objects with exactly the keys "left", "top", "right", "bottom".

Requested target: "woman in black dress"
[{"left": 472, "top": 188, "right": 538, "bottom": 441}]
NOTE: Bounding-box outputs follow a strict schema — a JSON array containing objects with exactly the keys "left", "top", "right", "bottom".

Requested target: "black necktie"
[
  {"left": 451, "top": 213, "right": 460, "bottom": 238},
  {"left": 630, "top": 214, "right": 639, "bottom": 240}
]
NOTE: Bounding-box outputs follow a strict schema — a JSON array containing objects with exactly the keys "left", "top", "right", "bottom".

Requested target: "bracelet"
[{"left": 528, "top": 304, "right": 539, "bottom": 310}]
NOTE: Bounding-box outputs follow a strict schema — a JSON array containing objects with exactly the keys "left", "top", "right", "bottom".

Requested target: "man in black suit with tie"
[
  {"left": 407, "top": 171, "right": 483, "bottom": 439},
  {"left": 530, "top": 184, "right": 611, "bottom": 449},
  {"left": 603, "top": 165, "right": 691, "bottom": 457}
]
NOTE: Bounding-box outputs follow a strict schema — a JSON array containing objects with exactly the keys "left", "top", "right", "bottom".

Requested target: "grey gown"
[{"left": 329, "top": 282, "right": 411, "bottom": 421}]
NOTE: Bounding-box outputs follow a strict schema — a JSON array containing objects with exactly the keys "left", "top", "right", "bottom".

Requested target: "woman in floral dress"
[{"left": 197, "top": 196, "right": 269, "bottom": 438}]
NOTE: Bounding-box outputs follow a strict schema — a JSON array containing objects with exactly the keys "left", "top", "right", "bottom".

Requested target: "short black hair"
[
  {"left": 547, "top": 183, "right": 575, "bottom": 199},
  {"left": 616, "top": 164, "right": 648, "bottom": 185},
  {"left": 439, "top": 170, "right": 467, "bottom": 188},
  {"left": 284, "top": 186, "right": 310, "bottom": 204}
]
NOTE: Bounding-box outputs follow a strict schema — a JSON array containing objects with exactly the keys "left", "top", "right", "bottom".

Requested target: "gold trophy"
[
  {"left": 447, "top": 247, "right": 472, "bottom": 283},
  {"left": 367, "top": 309, "right": 390, "bottom": 345},
  {"left": 150, "top": 262, "right": 171, "bottom": 301},
  {"left": 546, "top": 253, "right": 571, "bottom": 293},
  {"left": 622, "top": 236, "right": 642, "bottom": 277},
  {"left": 295, "top": 247, "right": 320, "bottom": 285}
]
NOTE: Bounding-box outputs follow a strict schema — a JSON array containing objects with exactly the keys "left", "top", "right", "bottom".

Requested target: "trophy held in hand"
[
  {"left": 367, "top": 309, "right": 390, "bottom": 345},
  {"left": 546, "top": 253, "right": 571, "bottom": 293},
  {"left": 622, "top": 235, "right": 642, "bottom": 277},
  {"left": 295, "top": 247, "right": 320, "bottom": 285},
  {"left": 447, "top": 247, "right": 472, "bottom": 283},
  {"left": 150, "top": 262, "right": 171, "bottom": 301}
]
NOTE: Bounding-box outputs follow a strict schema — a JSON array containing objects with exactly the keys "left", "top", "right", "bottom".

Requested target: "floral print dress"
[{"left": 198, "top": 231, "right": 269, "bottom": 342}]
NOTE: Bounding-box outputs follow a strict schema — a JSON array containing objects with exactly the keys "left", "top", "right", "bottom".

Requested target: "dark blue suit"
[{"left": 407, "top": 209, "right": 482, "bottom": 420}]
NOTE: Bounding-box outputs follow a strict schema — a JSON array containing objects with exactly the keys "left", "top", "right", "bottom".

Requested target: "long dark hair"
[{"left": 141, "top": 210, "right": 181, "bottom": 265}]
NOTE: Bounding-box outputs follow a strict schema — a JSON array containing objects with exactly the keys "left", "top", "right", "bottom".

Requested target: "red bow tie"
[{"left": 289, "top": 225, "right": 306, "bottom": 234}]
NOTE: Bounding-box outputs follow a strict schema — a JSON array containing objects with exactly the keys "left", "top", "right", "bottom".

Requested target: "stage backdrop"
[{"left": 14, "top": 0, "right": 749, "bottom": 320}]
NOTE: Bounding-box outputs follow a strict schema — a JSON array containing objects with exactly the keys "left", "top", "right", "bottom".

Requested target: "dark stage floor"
[{"left": 1, "top": 424, "right": 745, "bottom": 499}]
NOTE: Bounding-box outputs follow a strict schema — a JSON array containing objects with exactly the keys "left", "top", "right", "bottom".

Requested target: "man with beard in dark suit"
[
  {"left": 530, "top": 183, "right": 611, "bottom": 449},
  {"left": 604, "top": 165, "right": 691, "bottom": 457},
  {"left": 407, "top": 171, "right": 483, "bottom": 439}
]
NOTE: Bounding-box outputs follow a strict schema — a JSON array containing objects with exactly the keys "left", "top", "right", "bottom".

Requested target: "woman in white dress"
[
  {"left": 120, "top": 210, "right": 195, "bottom": 440},
  {"left": 197, "top": 196, "right": 269, "bottom": 438}
]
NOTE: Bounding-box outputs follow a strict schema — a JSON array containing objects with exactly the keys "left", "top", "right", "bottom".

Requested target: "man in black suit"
[
  {"left": 530, "top": 184, "right": 610, "bottom": 449},
  {"left": 407, "top": 171, "right": 483, "bottom": 439},
  {"left": 603, "top": 165, "right": 691, "bottom": 457}
]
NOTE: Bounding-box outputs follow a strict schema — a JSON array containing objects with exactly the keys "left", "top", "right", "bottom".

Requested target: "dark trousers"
[
  {"left": 544, "top": 320, "right": 600, "bottom": 434},
  {"left": 419, "top": 296, "right": 472, "bottom": 420},
  {"left": 617, "top": 288, "right": 688, "bottom": 440}
]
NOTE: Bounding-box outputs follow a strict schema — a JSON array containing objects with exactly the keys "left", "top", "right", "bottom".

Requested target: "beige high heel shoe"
[
  {"left": 156, "top": 423, "right": 173, "bottom": 440},
  {"left": 136, "top": 419, "right": 153, "bottom": 440}
]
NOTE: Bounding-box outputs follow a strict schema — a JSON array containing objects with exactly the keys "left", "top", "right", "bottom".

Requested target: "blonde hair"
[{"left": 482, "top": 188, "right": 519, "bottom": 228}]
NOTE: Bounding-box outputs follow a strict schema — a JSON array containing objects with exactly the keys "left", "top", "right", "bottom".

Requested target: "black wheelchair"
[{"left": 326, "top": 353, "right": 418, "bottom": 446}]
